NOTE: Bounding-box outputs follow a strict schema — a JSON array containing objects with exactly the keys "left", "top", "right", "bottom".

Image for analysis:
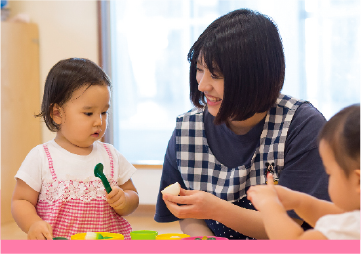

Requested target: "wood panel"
[{"left": 1, "top": 22, "right": 41, "bottom": 224}]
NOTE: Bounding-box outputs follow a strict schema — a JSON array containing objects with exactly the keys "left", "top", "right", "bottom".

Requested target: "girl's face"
[
  {"left": 319, "top": 139, "right": 360, "bottom": 211},
  {"left": 53, "top": 84, "right": 110, "bottom": 154},
  {"left": 196, "top": 56, "right": 224, "bottom": 117}
]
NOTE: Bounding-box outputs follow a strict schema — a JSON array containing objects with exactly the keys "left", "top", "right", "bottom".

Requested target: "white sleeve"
[
  {"left": 314, "top": 211, "right": 360, "bottom": 240},
  {"left": 14, "top": 146, "right": 43, "bottom": 192},
  {"left": 107, "top": 144, "right": 137, "bottom": 185}
]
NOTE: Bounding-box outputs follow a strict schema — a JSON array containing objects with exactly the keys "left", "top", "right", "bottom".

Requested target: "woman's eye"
[
  {"left": 196, "top": 67, "right": 203, "bottom": 72},
  {"left": 101, "top": 111, "right": 108, "bottom": 115},
  {"left": 84, "top": 112, "right": 93, "bottom": 116},
  {"left": 211, "top": 74, "right": 221, "bottom": 79}
]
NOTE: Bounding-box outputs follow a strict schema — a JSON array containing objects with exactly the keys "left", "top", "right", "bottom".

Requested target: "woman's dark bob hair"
[
  {"left": 318, "top": 104, "right": 360, "bottom": 177},
  {"left": 36, "top": 58, "right": 111, "bottom": 132},
  {"left": 188, "top": 9, "right": 285, "bottom": 124}
]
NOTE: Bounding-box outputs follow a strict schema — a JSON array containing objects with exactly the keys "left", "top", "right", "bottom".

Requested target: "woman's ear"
[{"left": 51, "top": 104, "right": 63, "bottom": 125}]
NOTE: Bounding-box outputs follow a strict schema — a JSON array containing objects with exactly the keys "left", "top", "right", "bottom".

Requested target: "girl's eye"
[
  {"left": 101, "top": 111, "right": 108, "bottom": 115},
  {"left": 196, "top": 67, "right": 203, "bottom": 72},
  {"left": 84, "top": 112, "right": 93, "bottom": 116}
]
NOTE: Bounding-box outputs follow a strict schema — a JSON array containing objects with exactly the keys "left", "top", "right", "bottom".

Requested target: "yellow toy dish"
[
  {"left": 71, "top": 232, "right": 124, "bottom": 240},
  {"left": 156, "top": 233, "right": 190, "bottom": 240}
]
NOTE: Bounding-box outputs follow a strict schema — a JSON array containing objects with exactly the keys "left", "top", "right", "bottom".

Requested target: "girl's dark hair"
[
  {"left": 36, "top": 58, "right": 111, "bottom": 132},
  {"left": 318, "top": 104, "right": 360, "bottom": 176},
  {"left": 188, "top": 9, "right": 285, "bottom": 124}
]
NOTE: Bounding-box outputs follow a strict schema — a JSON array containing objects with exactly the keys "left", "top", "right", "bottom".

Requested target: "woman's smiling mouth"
[{"left": 205, "top": 94, "right": 222, "bottom": 106}]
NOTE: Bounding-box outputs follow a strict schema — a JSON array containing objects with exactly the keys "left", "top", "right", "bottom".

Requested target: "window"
[
  {"left": 102, "top": 0, "right": 360, "bottom": 164},
  {"left": 302, "top": 0, "right": 360, "bottom": 118}
]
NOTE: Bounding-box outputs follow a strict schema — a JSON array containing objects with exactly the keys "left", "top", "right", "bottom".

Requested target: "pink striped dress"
[{"left": 36, "top": 144, "right": 132, "bottom": 239}]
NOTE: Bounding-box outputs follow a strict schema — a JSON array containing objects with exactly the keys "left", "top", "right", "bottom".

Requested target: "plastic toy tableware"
[
  {"left": 130, "top": 230, "right": 158, "bottom": 240},
  {"left": 94, "top": 163, "right": 112, "bottom": 193},
  {"left": 181, "top": 236, "right": 229, "bottom": 240},
  {"left": 71, "top": 232, "right": 124, "bottom": 240},
  {"left": 156, "top": 233, "right": 190, "bottom": 240}
]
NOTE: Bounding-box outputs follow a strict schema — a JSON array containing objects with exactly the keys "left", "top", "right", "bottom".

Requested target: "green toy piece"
[{"left": 94, "top": 163, "right": 112, "bottom": 194}]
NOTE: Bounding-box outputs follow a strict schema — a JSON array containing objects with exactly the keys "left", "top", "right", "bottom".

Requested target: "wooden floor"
[{"left": 1, "top": 205, "right": 182, "bottom": 240}]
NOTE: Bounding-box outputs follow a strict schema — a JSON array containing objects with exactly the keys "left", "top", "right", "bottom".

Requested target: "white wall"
[
  {"left": 8, "top": 0, "right": 99, "bottom": 143},
  {"left": 131, "top": 169, "right": 162, "bottom": 205}
]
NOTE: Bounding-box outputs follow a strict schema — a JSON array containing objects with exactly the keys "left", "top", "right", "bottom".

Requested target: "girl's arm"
[
  {"left": 256, "top": 198, "right": 328, "bottom": 240},
  {"left": 179, "top": 218, "right": 214, "bottom": 236},
  {"left": 274, "top": 185, "right": 343, "bottom": 227},
  {"left": 247, "top": 173, "right": 338, "bottom": 239},
  {"left": 106, "top": 179, "right": 139, "bottom": 216},
  {"left": 11, "top": 179, "right": 53, "bottom": 240}
]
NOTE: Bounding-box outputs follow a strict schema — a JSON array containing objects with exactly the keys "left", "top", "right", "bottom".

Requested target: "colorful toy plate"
[
  {"left": 70, "top": 232, "right": 124, "bottom": 240},
  {"left": 156, "top": 233, "right": 190, "bottom": 240}
]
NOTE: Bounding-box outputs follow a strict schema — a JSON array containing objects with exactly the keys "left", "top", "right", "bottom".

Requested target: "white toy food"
[
  {"left": 161, "top": 182, "right": 181, "bottom": 196},
  {"left": 85, "top": 232, "right": 104, "bottom": 240}
]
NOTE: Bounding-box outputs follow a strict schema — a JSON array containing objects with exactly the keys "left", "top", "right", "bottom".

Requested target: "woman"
[{"left": 155, "top": 9, "right": 329, "bottom": 239}]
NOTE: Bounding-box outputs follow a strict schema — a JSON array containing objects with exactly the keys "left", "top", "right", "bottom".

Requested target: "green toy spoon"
[{"left": 94, "top": 163, "right": 112, "bottom": 194}]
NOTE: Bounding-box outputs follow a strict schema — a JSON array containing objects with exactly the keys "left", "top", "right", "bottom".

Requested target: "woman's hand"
[
  {"left": 27, "top": 220, "right": 53, "bottom": 240},
  {"left": 106, "top": 186, "right": 127, "bottom": 210},
  {"left": 162, "top": 188, "right": 221, "bottom": 220}
]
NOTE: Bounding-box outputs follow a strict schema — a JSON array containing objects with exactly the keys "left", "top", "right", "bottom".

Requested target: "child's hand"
[
  {"left": 27, "top": 220, "right": 53, "bottom": 240},
  {"left": 106, "top": 186, "right": 127, "bottom": 210},
  {"left": 247, "top": 173, "right": 281, "bottom": 211},
  {"left": 273, "top": 185, "right": 300, "bottom": 211}
]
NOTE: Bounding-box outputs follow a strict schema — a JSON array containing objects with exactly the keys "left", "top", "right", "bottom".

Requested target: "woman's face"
[{"left": 196, "top": 56, "right": 224, "bottom": 117}]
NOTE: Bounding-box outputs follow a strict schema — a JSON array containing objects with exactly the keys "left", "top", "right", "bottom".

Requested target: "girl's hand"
[
  {"left": 162, "top": 188, "right": 221, "bottom": 220},
  {"left": 247, "top": 173, "right": 281, "bottom": 211},
  {"left": 106, "top": 186, "right": 127, "bottom": 210},
  {"left": 273, "top": 185, "right": 300, "bottom": 211},
  {"left": 27, "top": 220, "right": 53, "bottom": 240}
]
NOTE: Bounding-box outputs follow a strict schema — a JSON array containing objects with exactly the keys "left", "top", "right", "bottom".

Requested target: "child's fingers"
[
  {"left": 44, "top": 231, "right": 53, "bottom": 240},
  {"left": 106, "top": 186, "right": 119, "bottom": 199},
  {"left": 246, "top": 192, "right": 253, "bottom": 202},
  {"left": 267, "top": 173, "right": 274, "bottom": 186},
  {"left": 46, "top": 223, "right": 53, "bottom": 240},
  {"left": 246, "top": 187, "right": 254, "bottom": 198}
]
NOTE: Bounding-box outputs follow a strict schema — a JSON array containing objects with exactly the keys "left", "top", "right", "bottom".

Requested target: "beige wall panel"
[
  {"left": 8, "top": 0, "right": 99, "bottom": 143},
  {"left": 1, "top": 22, "right": 42, "bottom": 224}
]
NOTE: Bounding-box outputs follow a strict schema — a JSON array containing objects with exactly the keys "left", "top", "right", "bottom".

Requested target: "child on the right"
[{"left": 247, "top": 104, "right": 360, "bottom": 240}]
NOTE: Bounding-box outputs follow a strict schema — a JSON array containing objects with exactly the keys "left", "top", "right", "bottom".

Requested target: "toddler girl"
[
  {"left": 247, "top": 104, "right": 360, "bottom": 239},
  {"left": 11, "top": 58, "right": 139, "bottom": 240}
]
